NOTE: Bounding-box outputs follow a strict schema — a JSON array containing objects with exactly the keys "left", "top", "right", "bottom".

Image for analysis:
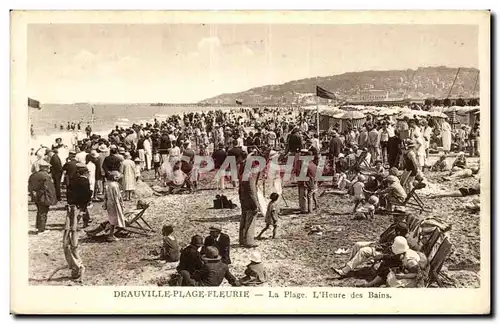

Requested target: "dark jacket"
[
  {"left": 161, "top": 236, "right": 180, "bottom": 262},
  {"left": 50, "top": 154, "right": 63, "bottom": 175},
  {"left": 203, "top": 233, "right": 231, "bottom": 264},
  {"left": 102, "top": 154, "right": 122, "bottom": 177},
  {"left": 287, "top": 133, "right": 303, "bottom": 153},
  {"left": 28, "top": 171, "right": 57, "bottom": 206},
  {"left": 329, "top": 136, "right": 344, "bottom": 158},
  {"left": 62, "top": 159, "right": 78, "bottom": 186},
  {"left": 68, "top": 176, "right": 92, "bottom": 207},
  {"left": 196, "top": 260, "right": 239, "bottom": 287},
  {"left": 212, "top": 149, "right": 227, "bottom": 169},
  {"left": 238, "top": 170, "right": 259, "bottom": 212},
  {"left": 177, "top": 244, "right": 204, "bottom": 275}
]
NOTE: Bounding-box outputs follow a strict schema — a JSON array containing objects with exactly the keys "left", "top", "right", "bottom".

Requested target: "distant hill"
[{"left": 199, "top": 66, "right": 479, "bottom": 105}]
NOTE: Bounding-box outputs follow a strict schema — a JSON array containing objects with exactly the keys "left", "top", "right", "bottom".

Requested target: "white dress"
[
  {"left": 441, "top": 122, "right": 452, "bottom": 151},
  {"left": 86, "top": 161, "right": 96, "bottom": 191}
]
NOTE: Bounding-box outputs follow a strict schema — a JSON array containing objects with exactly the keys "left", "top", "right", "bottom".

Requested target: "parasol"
[{"left": 339, "top": 110, "right": 366, "bottom": 120}]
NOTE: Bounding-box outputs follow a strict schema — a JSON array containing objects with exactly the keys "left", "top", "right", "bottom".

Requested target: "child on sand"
[
  {"left": 352, "top": 174, "right": 366, "bottom": 212},
  {"left": 256, "top": 193, "right": 280, "bottom": 239},
  {"left": 153, "top": 149, "right": 161, "bottom": 179},
  {"left": 240, "top": 251, "right": 267, "bottom": 286}
]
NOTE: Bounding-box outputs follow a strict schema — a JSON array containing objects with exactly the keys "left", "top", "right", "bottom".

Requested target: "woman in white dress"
[
  {"left": 120, "top": 152, "right": 137, "bottom": 201},
  {"left": 441, "top": 118, "right": 452, "bottom": 153},
  {"left": 103, "top": 171, "right": 125, "bottom": 242}
]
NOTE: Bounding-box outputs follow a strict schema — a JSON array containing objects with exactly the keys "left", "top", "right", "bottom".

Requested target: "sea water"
[{"left": 28, "top": 103, "right": 233, "bottom": 149}]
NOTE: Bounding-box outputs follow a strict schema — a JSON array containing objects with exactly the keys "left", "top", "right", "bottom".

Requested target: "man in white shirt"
[{"left": 75, "top": 145, "right": 88, "bottom": 164}]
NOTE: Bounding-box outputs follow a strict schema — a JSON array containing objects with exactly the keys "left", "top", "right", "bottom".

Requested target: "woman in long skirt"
[
  {"left": 441, "top": 119, "right": 452, "bottom": 153},
  {"left": 103, "top": 171, "right": 126, "bottom": 242},
  {"left": 121, "top": 152, "right": 137, "bottom": 200}
]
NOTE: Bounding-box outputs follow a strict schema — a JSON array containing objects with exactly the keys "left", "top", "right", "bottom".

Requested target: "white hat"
[
  {"left": 338, "top": 153, "right": 345, "bottom": 158},
  {"left": 249, "top": 251, "right": 262, "bottom": 263},
  {"left": 391, "top": 236, "right": 410, "bottom": 255}
]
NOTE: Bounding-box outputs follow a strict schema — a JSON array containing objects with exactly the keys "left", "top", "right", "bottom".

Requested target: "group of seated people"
[
  {"left": 333, "top": 210, "right": 431, "bottom": 288},
  {"left": 157, "top": 225, "right": 267, "bottom": 287}
]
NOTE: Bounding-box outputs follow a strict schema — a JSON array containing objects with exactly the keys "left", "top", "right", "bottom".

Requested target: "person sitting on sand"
[
  {"left": 177, "top": 235, "right": 204, "bottom": 278},
  {"left": 256, "top": 193, "right": 280, "bottom": 240},
  {"left": 430, "top": 154, "right": 450, "bottom": 172},
  {"left": 451, "top": 151, "right": 468, "bottom": 171},
  {"left": 164, "top": 161, "right": 187, "bottom": 193},
  {"left": 160, "top": 225, "right": 180, "bottom": 262},
  {"left": 240, "top": 251, "right": 268, "bottom": 286},
  {"left": 333, "top": 211, "right": 408, "bottom": 277},
  {"left": 202, "top": 226, "right": 231, "bottom": 264},
  {"left": 376, "top": 175, "right": 407, "bottom": 211},
  {"left": 179, "top": 246, "right": 240, "bottom": 287}
]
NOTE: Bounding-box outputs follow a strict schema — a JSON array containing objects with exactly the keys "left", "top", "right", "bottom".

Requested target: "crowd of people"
[{"left": 27, "top": 105, "right": 480, "bottom": 287}]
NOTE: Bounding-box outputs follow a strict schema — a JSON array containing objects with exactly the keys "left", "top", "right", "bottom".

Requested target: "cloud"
[{"left": 197, "top": 37, "right": 221, "bottom": 51}]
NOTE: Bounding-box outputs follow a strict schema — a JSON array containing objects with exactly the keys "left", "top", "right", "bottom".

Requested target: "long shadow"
[
  {"left": 45, "top": 223, "right": 66, "bottom": 230},
  {"left": 80, "top": 232, "right": 130, "bottom": 244},
  {"left": 280, "top": 208, "right": 301, "bottom": 216},
  {"left": 30, "top": 275, "right": 73, "bottom": 283},
  {"left": 192, "top": 215, "right": 241, "bottom": 223}
]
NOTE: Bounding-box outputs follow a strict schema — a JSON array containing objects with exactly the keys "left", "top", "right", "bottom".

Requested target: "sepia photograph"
[{"left": 10, "top": 10, "right": 490, "bottom": 314}]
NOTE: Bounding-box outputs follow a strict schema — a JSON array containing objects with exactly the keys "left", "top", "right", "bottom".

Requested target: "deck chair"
[
  {"left": 392, "top": 184, "right": 430, "bottom": 214},
  {"left": 347, "top": 151, "right": 370, "bottom": 180},
  {"left": 426, "top": 236, "right": 453, "bottom": 287},
  {"left": 119, "top": 203, "right": 153, "bottom": 236}
]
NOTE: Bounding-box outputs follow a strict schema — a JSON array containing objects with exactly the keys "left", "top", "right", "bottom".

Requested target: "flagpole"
[{"left": 316, "top": 95, "right": 320, "bottom": 137}]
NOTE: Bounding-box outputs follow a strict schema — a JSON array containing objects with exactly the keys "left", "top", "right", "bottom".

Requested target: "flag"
[
  {"left": 28, "top": 97, "right": 40, "bottom": 109},
  {"left": 316, "top": 86, "right": 337, "bottom": 100},
  {"left": 236, "top": 99, "right": 243, "bottom": 105}
]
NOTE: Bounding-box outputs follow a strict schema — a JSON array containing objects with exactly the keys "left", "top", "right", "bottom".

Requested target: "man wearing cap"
[
  {"left": 50, "top": 148, "right": 63, "bottom": 201},
  {"left": 377, "top": 175, "right": 407, "bottom": 211},
  {"left": 333, "top": 212, "right": 408, "bottom": 277},
  {"left": 401, "top": 139, "right": 420, "bottom": 192},
  {"left": 68, "top": 163, "right": 93, "bottom": 228},
  {"left": 177, "top": 235, "right": 205, "bottom": 278},
  {"left": 179, "top": 246, "right": 240, "bottom": 287},
  {"left": 28, "top": 160, "right": 57, "bottom": 233},
  {"left": 202, "top": 226, "right": 231, "bottom": 264},
  {"left": 62, "top": 150, "right": 79, "bottom": 189},
  {"left": 329, "top": 130, "right": 344, "bottom": 175}
]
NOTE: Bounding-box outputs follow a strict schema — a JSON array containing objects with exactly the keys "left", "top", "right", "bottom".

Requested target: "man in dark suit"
[
  {"left": 177, "top": 235, "right": 204, "bottom": 276},
  {"left": 50, "top": 148, "right": 63, "bottom": 201},
  {"left": 68, "top": 164, "right": 93, "bottom": 227},
  {"left": 202, "top": 226, "right": 231, "bottom": 264},
  {"left": 329, "top": 131, "right": 344, "bottom": 175},
  {"left": 180, "top": 246, "right": 240, "bottom": 287}
]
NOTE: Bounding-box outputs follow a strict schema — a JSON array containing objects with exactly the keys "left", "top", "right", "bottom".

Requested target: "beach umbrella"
[{"left": 340, "top": 111, "right": 365, "bottom": 120}]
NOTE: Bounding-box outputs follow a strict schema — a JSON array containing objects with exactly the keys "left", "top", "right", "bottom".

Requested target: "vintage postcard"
[{"left": 11, "top": 10, "right": 490, "bottom": 314}]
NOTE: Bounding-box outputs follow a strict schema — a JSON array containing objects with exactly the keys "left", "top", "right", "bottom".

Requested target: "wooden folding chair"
[
  {"left": 426, "top": 236, "right": 453, "bottom": 287},
  {"left": 422, "top": 227, "right": 442, "bottom": 257},
  {"left": 392, "top": 186, "right": 430, "bottom": 214},
  {"left": 347, "top": 151, "right": 370, "bottom": 180},
  {"left": 120, "top": 204, "right": 153, "bottom": 236}
]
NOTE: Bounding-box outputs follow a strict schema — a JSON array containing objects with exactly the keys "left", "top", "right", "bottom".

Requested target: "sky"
[{"left": 27, "top": 24, "right": 478, "bottom": 103}]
